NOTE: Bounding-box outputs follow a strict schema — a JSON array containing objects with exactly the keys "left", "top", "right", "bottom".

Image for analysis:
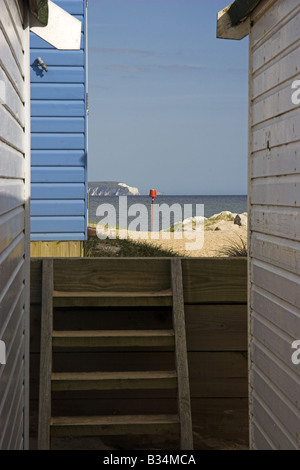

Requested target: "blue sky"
[{"left": 88, "top": 0, "right": 249, "bottom": 195}]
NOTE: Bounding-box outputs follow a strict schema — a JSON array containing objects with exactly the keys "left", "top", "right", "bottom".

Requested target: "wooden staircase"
[{"left": 38, "top": 258, "right": 193, "bottom": 450}]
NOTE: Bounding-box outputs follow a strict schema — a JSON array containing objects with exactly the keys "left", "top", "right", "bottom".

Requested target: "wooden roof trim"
[{"left": 217, "top": 0, "right": 261, "bottom": 40}]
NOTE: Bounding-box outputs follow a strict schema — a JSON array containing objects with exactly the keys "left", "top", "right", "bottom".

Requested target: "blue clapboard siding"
[
  {"left": 32, "top": 134, "right": 85, "bottom": 150},
  {"left": 30, "top": 0, "right": 87, "bottom": 241},
  {"left": 31, "top": 233, "right": 85, "bottom": 241},
  {"left": 30, "top": 32, "right": 84, "bottom": 49},
  {"left": 31, "top": 167, "right": 85, "bottom": 182},
  {"left": 31, "top": 67, "right": 85, "bottom": 83},
  {"left": 31, "top": 217, "right": 85, "bottom": 233},
  {"left": 31, "top": 183, "right": 85, "bottom": 199},
  {"left": 31, "top": 200, "right": 84, "bottom": 216},
  {"left": 31, "top": 83, "right": 85, "bottom": 100},
  {"left": 31, "top": 100, "right": 85, "bottom": 116},
  {"left": 31, "top": 117, "right": 85, "bottom": 133},
  {"left": 30, "top": 50, "right": 84, "bottom": 66},
  {"left": 31, "top": 150, "right": 85, "bottom": 166}
]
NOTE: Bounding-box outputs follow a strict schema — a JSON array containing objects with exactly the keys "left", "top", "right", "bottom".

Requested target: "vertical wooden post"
[
  {"left": 38, "top": 259, "right": 54, "bottom": 450},
  {"left": 171, "top": 258, "right": 193, "bottom": 450}
]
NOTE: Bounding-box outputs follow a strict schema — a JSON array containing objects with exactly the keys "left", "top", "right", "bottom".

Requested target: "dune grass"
[
  {"left": 84, "top": 236, "right": 181, "bottom": 257},
  {"left": 217, "top": 236, "right": 247, "bottom": 257}
]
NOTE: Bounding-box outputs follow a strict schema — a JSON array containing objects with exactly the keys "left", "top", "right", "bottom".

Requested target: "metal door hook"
[{"left": 37, "top": 57, "right": 48, "bottom": 72}]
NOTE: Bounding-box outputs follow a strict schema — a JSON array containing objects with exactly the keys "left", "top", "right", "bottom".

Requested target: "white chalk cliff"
[{"left": 88, "top": 182, "right": 140, "bottom": 196}]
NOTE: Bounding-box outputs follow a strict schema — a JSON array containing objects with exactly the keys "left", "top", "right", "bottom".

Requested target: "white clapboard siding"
[
  {"left": 251, "top": 0, "right": 300, "bottom": 48},
  {"left": 251, "top": 206, "right": 300, "bottom": 241},
  {"left": 249, "top": 0, "right": 300, "bottom": 450},
  {"left": 0, "top": 0, "right": 29, "bottom": 450},
  {"left": 252, "top": 82, "right": 298, "bottom": 126},
  {"left": 252, "top": 46, "right": 300, "bottom": 100},
  {"left": 252, "top": 6, "right": 300, "bottom": 73},
  {"left": 251, "top": 233, "right": 300, "bottom": 274},
  {"left": 252, "top": 109, "right": 300, "bottom": 152},
  {"left": 252, "top": 142, "right": 300, "bottom": 178},
  {"left": 252, "top": 340, "right": 300, "bottom": 410},
  {"left": 251, "top": 175, "right": 300, "bottom": 207}
]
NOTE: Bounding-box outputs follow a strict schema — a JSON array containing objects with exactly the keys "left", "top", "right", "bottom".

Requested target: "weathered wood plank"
[
  {"left": 0, "top": 179, "right": 24, "bottom": 216},
  {"left": 0, "top": 289, "right": 25, "bottom": 360},
  {"left": 31, "top": 305, "right": 247, "bottom": 352},
  {"left": 30, "top": 259, "right": 42, "bottom": 304},
  {"left": 0, "top": 262, "right": 24, "bottom": 324},
  {"left": 0, "top": 141, "right": 24, "bottom": 179},
  {"left": 252, "top": 394, "right": 296, "bottom": 450},
  {"left": 252, "top": 46, "right": 299, "bottom": 100},
  {"left": 31, "top": 258, "right": 248, "bottom": 305},
  {"left": 251, "top": 0, "right": 300, "bottom": 48},
  {"left": 217, "top": 5, "right": 250, "bottom": 40},
  {"left": 171, "top": 259, "right": 193, "bottom": 450},
  {"left": 51, "top": 371, "right": 177, "bottom": 391},
  {"left": 252, "top": 82, "right": 298, "bottom": 127},
  {"left": 0, "top": 2, "right": 24, "bottom": 75},
  {"left": 252, "top": 9, "right": 300, "bottom": 73},
  {"left": 30, "top": 397, "right": 248, "bottom": 446},
  {"left": 251, "top": 340, "right": 300, "bottom": 410},
  {"left": 252, "top": 421, "right": 274, "bottom": 450},
  {"left": 182, "top": 258, "right": 247, "bottom": 304},
  {"left": 50, "top": 414, "right": 180, "bottom": 437},
  {"left": 53, "top": 289, "right": 172, "bottom": 298},
  {"left": 251, "top": 175, "right": 300, "bottom": 207},
  {"left": 0, "top": 207, "right": 24, "bottom": 255},
  {"left": 53, "top": 258, "right": 171, "bottom": 293},
  {"left": 30, "top": 241, "right": 83, "bottom": 258},
  {"left": 251, "top": 232, "right": 300, "bottom": 274},
  {"left": 0, "top": 69, "right": 24, "bottom": 127},
  {"left": 30, "top": 352, "right": 248, "bottom": 400},
  {"left": 38, "top": 260, "right": 53, "bottom": 450},
  {"left": 252, "top": 111, "right": 300, "bottom": 153},
  {"left": 0, "top": 377, "right": 24, "bottom": 450},
  {"left": 252, "top": 313, "right": 299, "bottom": 375},
  {"left": 252, "top": 142, "right": 300, "bottom": 178},
  {"left": 0, "top": 105, "right": 24, "bottom": 153},
  {"left": 0, "top": 29, "right": 24, "bottom": 101},
  {"left": 252, "top": 367, "right": 300, "bottom": 447},
  {"left": 0, "top": 316, "right": 24, "bottom": 450},
  {"left": 252, "top": 260, "right": 300, "bottom": 308},
  {"left": 252, "top": 286, "right": 300, "bottom": 340},
  {"left": 5, "top": 0, "right": 25, "bottom": 46},
  {"left": 30, "top": 305, "right": 173, "bottom": 353},
  {"left": 0, "top": 234, "right": 24, "bottom": 293},
  {"left": 52, "top": 330, "right": 175, "bottom": 348},
  {"left": 53, "top": 293, "right": 173, "bottom": 308},
  {"left": 185, "top": 305, "right": 247, "bottom": 351},
  {"left": 251, "top": 206, "right": 300, "bottom": 242}
]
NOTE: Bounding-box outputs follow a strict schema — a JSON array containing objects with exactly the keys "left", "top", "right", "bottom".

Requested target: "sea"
[{"left": 88, "top": 195, "right": 248, "bottom": 232}]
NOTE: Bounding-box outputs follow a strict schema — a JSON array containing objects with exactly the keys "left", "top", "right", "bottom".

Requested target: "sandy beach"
[{"left": 89, "top": 212, "right": 248, "bottom": 257}]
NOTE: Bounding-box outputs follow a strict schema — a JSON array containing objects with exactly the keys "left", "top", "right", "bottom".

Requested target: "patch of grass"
[
  {"left": 205, "top": 212, "right": 234, "bottom": 229},
  {"left": 217, "top": 236, "right": 248, "bottom": 257},
  {"left": 84, "top": 236, "right": 181, "bottom": 257}
]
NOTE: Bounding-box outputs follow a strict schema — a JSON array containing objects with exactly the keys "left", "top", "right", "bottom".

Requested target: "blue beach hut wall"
[{"left": 30, "top": 0, "right": 88, "bottom": 242}]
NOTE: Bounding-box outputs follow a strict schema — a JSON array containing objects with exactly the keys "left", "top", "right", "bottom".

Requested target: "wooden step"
[
  {"left": 51, "top": 370, "right": 177, "bottom": 391},
  {"left": 50, "top": 414, "right": 180, "bottom": 437},
  {"left": 52, "top": 329, "right": 175, "bottom": 348},
  {"left": 53, "top": 289, "right": 173, "bottom": 307}
]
